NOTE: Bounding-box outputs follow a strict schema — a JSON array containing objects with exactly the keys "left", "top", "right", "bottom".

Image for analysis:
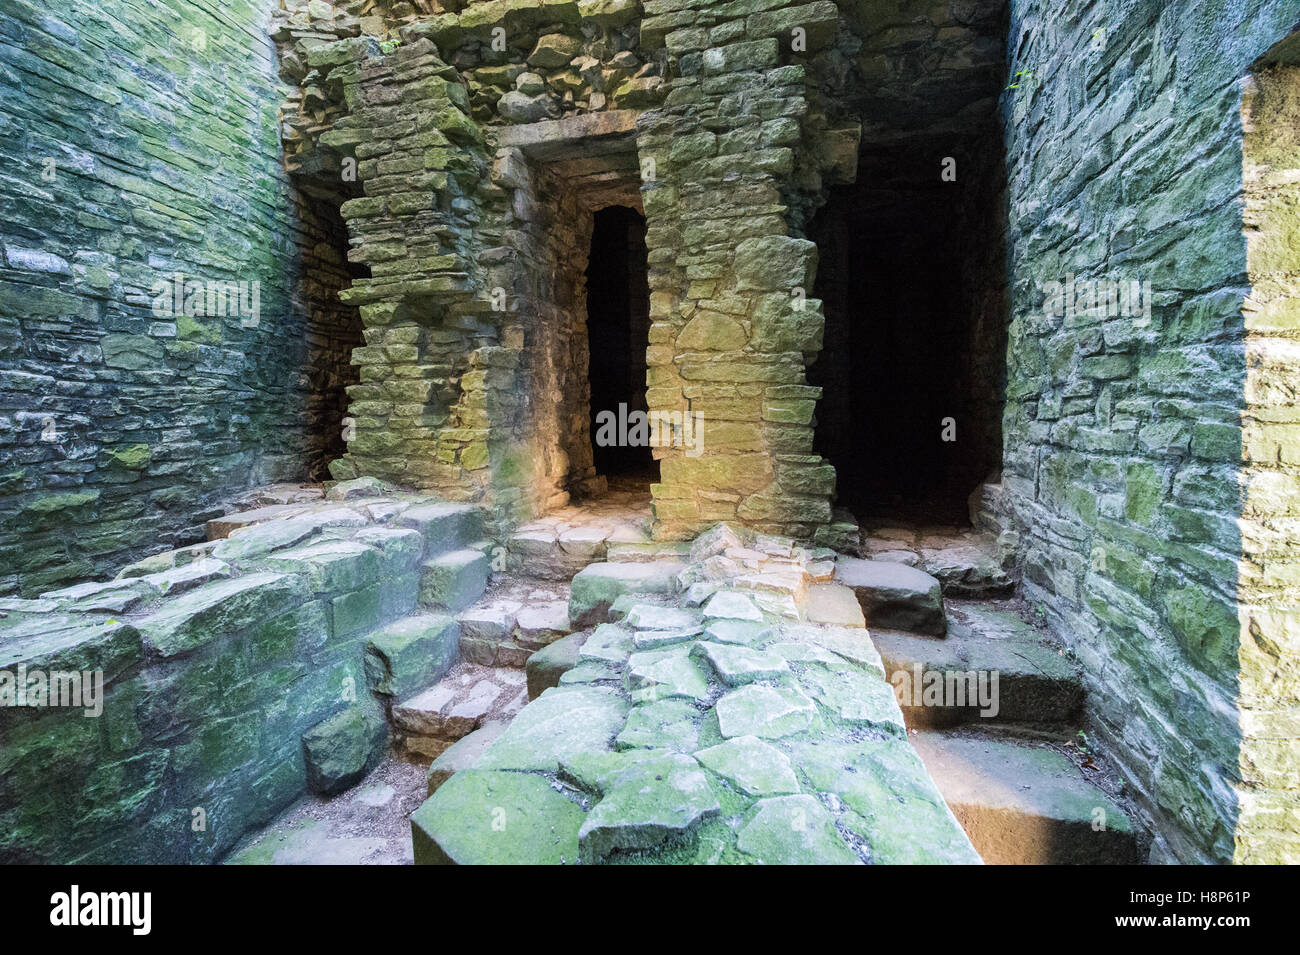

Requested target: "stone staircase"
[
  {"left": 374, "top": 568, "right": 584, "bottom": 762},
  {"left": 503, "top": 493, "right": 689, "bottom": 581},
  {"left": 836, "top": 552, "right": 1144, "bottom": 864},
  {"left": 341, "top": 503, "right": 1145, "bottom": 864}
]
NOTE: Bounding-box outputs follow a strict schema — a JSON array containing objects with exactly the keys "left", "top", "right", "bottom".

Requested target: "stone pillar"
[{"left": 636, "top": 4, "right": 845, "bottom": 544}]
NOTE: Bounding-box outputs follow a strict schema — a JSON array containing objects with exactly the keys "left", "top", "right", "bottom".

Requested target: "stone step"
[
  {"left": 910, "top": 729, "right": 1142, "bottom": 864},
  {"left": 457, "top": 587, "right": 576, "bottom": 667},
  {"left": 419, "top": 547, "right": 490, "bottom": 612},
  {"left": 567, "top": 560, "right": 686, "bottom": 628},
  {"left": 860, "top": 526, "right": 1015, "bottom": 599},
  {"left": 395, "top": 502, "right": 485, "bottom": 558},
  {"left": 871, "top": 602, "right": 1083, "bottom": 728},
  {"left": 506, "top": 513, "right": 657, "bottom": 581},
  {"left": 835, "top": 557, "right": 945, "bottom": 635},
  {"left": 205, "top": 491, "right": 485, "bottom": 564},
  {"left": 525, "top": 630, "right": 588, "bottom": 699},
  {"left": 389, "top": 664, "right": 529, "bottom": 760},
  {"left": 425, "top": 720, "right": 509, "bottom": 797},
  {"left": 363, "top": 613, "right": 460, "bottom": 701}
]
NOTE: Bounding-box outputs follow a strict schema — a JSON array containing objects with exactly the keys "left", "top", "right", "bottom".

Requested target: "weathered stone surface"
[
  {"left": 412, "top": 770, "right": 584, "bottom": 865},
  {"left": 796, "top": 665, "right": 907, "bottom": 735},
  {"left": 692, "top": 641, "right": 789, "bottom": 686},
  {"left": 498, "top": 89, "right": 560, "bottom": 123},
  {"left": 397, "top": 504, "right": 483, "bottom": 553},
  {"left": 475, "top": 685, "right": 629, "bottom": 772},
  {"left": 803, "top": 582, "right": 867, "bottom": 628},
  {"left": 836, "top": 558, "right": 946, "bottom": 636},
  {"left": 616, "top": 699, "right": 702, "bottom": 752},
  {"left": 457, "top": 600, "right": 520, "bottom": 643},
  {"left": 302, "top": 705, "right": 388, "bottom": 797},
  {"left": 578, "top": 623, "right": 635, "bottom": 665},
  {"left": 426, "top": 721, "right": 509, "bottom": 796},
  {"left": 515, "top": 600, "right": 572, "bottom": 647},
  {"left": 790, "top": 738, "right": 980, "bottom": 865},
  {"left": 578, "top": 752, "right": 720, "bottom": 863},
  {"left": 919, "top": 543, "right": 1014, "bottom": 598},
  {"left": 911, "top": 733, "right": 1139, "bottom": 864},
  {"left": 624, "top": 645, "right": 711, "bottom": 702},
  {"left": 210, "top": 519, "right": 319, "bottom": 562},
  {"left": 138, "top": 573, "right": 306, "bottom": 659},
  {"left": 263, "top": 539, "right": 380, "bottom": 594},
  {"left": 695, "top": 735, "right": 800, "bottom": 796},
  {"left": 526, "top": 630, "right": 587, "bottom": 699},
  {"left": 873, "top": 605, "right": 1083, "bottom": 727},
  {"left": 568, "top": 562, "right": 684, "bottom": 628},
  {"left": 704, "top": 619, "right": 770, "bottom": 645},
  {"left": 624, "top": 603, "right": 701, "bottom": 630},
  {"left": 419, "top": 549, "right": 490, "bottom": 612},
  {"left": 702, "top": 590, "right": 763, "bottom": 621},
  {"left": 714, "top": 683, "right": 818, "bottom": 739},
  {"left": 364, "top": 613, "right": 459, "bottom": 698},
  {"left": 736, "top": 795, "right": 860, "bottom": 864}
]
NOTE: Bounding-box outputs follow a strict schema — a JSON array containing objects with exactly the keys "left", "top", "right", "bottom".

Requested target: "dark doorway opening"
[
  {"left": 586, "top": 205, "right": 657, "bottom": 484},
  {"left": 808, "top": 134, "right": 1007, "bottom": 526}
]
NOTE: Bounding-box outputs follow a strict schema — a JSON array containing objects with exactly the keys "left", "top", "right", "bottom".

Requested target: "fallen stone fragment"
[{"left": 302, "top": 705, "right": 387, "bottom": 796}]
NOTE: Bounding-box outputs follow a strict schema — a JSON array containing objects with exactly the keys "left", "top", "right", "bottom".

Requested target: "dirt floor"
[{"left": 222, "top": 757, "right": 429, "bottom": 865}]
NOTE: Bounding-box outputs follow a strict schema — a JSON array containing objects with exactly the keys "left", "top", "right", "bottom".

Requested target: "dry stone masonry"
[
  {"left": 413, "top": 525, "right": 982, "bottom": 864},
  {"left": 270, "top": 0, "right": 861, "bottom": 545},
  {"left": 0, "top": 478, "right": 491, "bottom": 862},
  {"left": 1, "top": 0, "right": 1298, "bottom": 866}
]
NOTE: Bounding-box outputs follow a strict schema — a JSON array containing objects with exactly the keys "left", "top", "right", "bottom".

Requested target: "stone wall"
[
  {"left": 0, "top": 0, "right": 363, "bottom": 596},
  {"left": 273, "top": 0, "right": 862, "bottom": 546},
  {"left": 987, "top": 0, "right": 1300, "bottom": 863},
  {"left": 0, "top": 483, "right": 483, "bottom": 863}
]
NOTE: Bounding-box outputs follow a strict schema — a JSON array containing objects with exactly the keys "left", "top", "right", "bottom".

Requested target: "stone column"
[{"left": 636, "top": 4, "right": 845, "bottom": 544}]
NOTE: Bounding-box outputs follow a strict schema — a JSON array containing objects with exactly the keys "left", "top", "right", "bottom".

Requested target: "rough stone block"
[
  {"left": 138, "top": 573, "right": 307, "bottom": 659},
  {"left": 419, "top": 549, "right": 490, "bottom": 612},
  {"left": 525, "top": 631, "right": 588, "bottom": 699},
  {"left": 412, "top": 770, "right": 584, "bottom": 865},
  {"left": 398, "top": 503, "right": 484, "bottom": 555},
  {"left": 302, "top": 705, "right": 388, "bottom": 796},
  {"left": 425, "top": 721, "right": 509, "bottom": 796},
  {"left": 364, "top": 613, "right": 459, "bottom": 698},
  {"left": 836, "top": 558, "right": 946, "bottom": 635},
  {"left": 568, "top": 561, "right": 684, "bottom": 628}
]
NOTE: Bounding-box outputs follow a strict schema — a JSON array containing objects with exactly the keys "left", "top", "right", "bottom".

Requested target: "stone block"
[
  {"left": 302, "top": 704, "right": 388, "bottom": 797},
  {"left": 835, "top": 558, "right": 946, "bottom": 635},
  {"left": 525, "top": 630, "right": 588, "bottom": 699},
  {"left": 419, "top": 549, "right": 490, "bottom": 612},
  {"left": 138, "top": 573, "right": 307, "bottom": 659},
  {"left": 364, "top": 613, "right": 459, "bottom": 698},
  {"left": 568, "top": 561, "right": 685, "bottom": 628},
  {"left": 397, "top": 503, "right": 484, "bottom": 555},
  {"left": 426, "top": 721, "right": 510, "bottom": 796},
  {"left": 412, "top": 770, "right": 584, "bottom": 865}
]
